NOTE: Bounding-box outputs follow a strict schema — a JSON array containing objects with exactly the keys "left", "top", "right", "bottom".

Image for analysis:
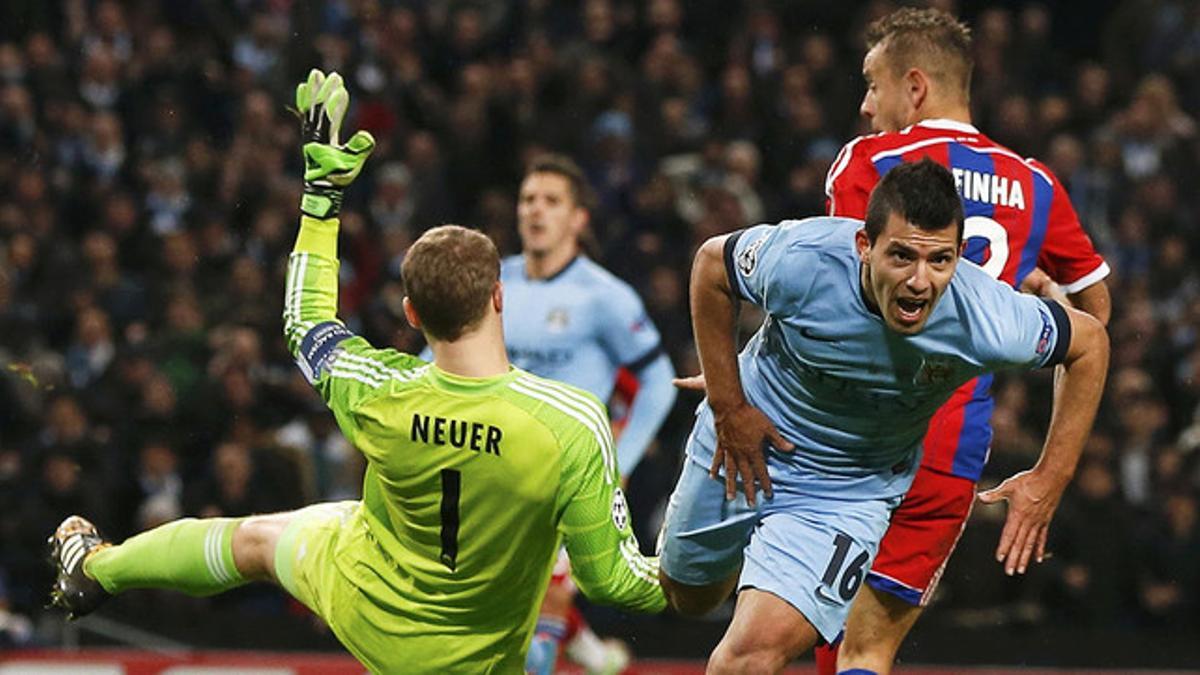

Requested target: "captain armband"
[{"left": 296, "top": 321, "right": 355, "bottom": 383}]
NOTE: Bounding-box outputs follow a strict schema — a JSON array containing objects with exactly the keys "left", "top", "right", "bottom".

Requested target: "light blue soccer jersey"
[
  {"left": 422, "top": 254, "right": 675, "bottom": 474},
  {"left": 501, "top": 255, "right": 663, "bottom": 401},
  {"left": 688, "top": 217, "right": 1068, "bottom": 499}
]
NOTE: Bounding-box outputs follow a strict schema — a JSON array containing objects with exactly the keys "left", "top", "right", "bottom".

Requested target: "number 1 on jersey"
[{"left": 440, "top": 468, "right": 461, "bottom": 571}]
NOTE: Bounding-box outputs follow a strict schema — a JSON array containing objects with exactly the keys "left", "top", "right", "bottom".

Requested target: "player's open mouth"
[{"left": 895, "top": 297, "right": 928, "bottom": 324}]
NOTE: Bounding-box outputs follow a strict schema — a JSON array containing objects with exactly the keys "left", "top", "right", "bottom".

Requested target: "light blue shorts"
[{"left": 659, "top": 437, "right": 909, "bottom": 642}]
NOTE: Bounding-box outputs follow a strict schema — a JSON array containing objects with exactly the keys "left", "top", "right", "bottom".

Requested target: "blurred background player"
[
  {"left": 47, "top": 70, "right": 666, "bottom": 673},
  {"left": 509, "top": 155, "right": 677, "bottom": 674},
  {"left": 819, "top": 9, "right": 1112, "bottom": 674}
]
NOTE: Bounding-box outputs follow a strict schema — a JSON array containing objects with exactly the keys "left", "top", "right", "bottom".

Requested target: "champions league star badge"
[
  {"left": 738, "top": 232, "right": 770, "bottom": 276},
  {"left": 611, "top": 488, "right": 629, "bottom": 531}
]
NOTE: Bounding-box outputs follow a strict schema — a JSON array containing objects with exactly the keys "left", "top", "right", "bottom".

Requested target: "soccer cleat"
[{"left": 47, "top": 515, "right": 111, "bottom": 619}]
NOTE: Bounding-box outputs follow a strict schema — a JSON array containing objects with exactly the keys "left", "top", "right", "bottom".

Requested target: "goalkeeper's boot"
[{"left": 47, "top": 515, "right": 111, "bottom": 619}]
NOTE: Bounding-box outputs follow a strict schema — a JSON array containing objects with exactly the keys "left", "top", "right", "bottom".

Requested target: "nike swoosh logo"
[
  {"left": 813, "top": 585, "right": 842, "bottom": 606},
  {"left": 799, "top": 327, "right": 839, "bottom": 343}
]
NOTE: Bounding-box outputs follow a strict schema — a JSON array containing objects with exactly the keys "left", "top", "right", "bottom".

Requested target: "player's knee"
[
  {"left": 707, "top": 641, "right": 788, "bottom": 675},
  {"left": 231, "top": 515, "right": 285, "bottom": 581},
  {"left": 660, "top": 571, "right": 733, "bottom": 617}
]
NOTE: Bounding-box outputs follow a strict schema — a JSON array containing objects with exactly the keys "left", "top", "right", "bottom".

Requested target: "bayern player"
[{"left": 818, "top": 9, "right": 1112, "bottom": 674}]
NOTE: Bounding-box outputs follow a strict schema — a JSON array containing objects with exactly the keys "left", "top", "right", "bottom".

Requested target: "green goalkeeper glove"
[{"left": 295, "top": 69, "right": 375, "bottom": 219}]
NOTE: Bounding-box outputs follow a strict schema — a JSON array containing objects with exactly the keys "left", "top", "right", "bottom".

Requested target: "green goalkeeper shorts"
[
  {"left": 273, "top": 501, "right": 522, "bottom": 674},
  {"left": 273, "top": 502, "right": 379, "bottom": 666}
]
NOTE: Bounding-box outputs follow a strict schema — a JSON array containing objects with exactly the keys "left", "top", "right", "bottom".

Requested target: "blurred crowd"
[{"left": 0, "top": 0, "right": 1198, "bottom": 649}]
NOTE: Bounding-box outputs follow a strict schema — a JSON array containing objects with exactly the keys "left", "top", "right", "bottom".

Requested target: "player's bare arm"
[
  {"left": 1021, "top": 270, "right": 1111, "bottom": 328},
  {"left": 690, "top": 235, "right": 793, "bottom": 505},
  {"left": 1067, "top": 280, "right": 1112, "bottom": 327},
  {"left": 977, "top": 304, "right": 1109, "bottom": 575}
]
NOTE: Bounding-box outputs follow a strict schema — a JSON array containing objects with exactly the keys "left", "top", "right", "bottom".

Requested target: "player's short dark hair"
[
  {"left": 524, "top": 153, "right": 597, "bottom": 212},
  {"left": 864, "top": 159, "right": 964, "bottom": 244},
  {"left": 402, "top": 225, "right": 500, "bottom": 342},
  {"left": 866, "top": 8, "right": 973, "bottom": 98}
]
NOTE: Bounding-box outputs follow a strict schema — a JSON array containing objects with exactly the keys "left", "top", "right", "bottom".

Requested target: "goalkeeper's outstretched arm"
[
  {"left": 283, "top": 70, "right": 422, "bottom": 442},
  {"left": 283, "top": 69, "right": 375, "bottom": 357}
]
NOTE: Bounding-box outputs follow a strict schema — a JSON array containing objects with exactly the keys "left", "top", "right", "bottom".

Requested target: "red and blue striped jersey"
[{"left": 825, "top": 118, "right": 1109, "bottom": 481}]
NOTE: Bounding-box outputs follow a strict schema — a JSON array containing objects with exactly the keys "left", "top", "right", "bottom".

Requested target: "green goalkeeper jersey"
[{"left": 283, "top": 216, "right": 665, "bottom": 671}]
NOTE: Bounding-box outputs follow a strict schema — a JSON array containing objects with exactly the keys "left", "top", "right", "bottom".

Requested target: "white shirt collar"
[{"left": 913, "top": 118, "right": 979, "bottom": 134}]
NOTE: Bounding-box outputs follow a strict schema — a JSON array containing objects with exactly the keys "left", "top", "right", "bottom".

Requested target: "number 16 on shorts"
[{"left": 815, "top": 532, "right": 870, "bottom": 605}]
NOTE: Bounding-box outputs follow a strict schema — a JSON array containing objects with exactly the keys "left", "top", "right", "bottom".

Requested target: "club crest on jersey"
[
  {"left": 545, "top": 308, "right": 570, "bottom": 333},
  {"left": 914, "top": 354, "right": 957, "bottom": 386},
  {"left": 611, "top": 488, "right": 629, "bottom": 532},
  {"left": 738, "top": 232, "right": 770, "bottom": 276}
]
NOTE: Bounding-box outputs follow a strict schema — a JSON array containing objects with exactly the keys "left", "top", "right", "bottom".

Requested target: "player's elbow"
[
  {"left": 692, "top": 235, "right": 733, "bottom": 296},
  {"left": 696, "top": 235, "right": 725, "bottom": 268},
  {"left": 1070, "top": 281, "right": 1112, "bottom": 327},
  {"left": 1065, "top": 309, "right": 1109, "bottom": 370}
]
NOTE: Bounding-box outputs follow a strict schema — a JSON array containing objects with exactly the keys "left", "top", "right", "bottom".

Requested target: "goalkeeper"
[{"left": 47, "top": 70, "right": 665, "bottom": 673}]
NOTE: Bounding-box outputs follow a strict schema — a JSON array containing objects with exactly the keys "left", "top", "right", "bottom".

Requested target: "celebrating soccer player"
[
  {"left": 47, "top": 70, "right": 665, "bottom": 673},
  {"left": 656, "top": 159, "right": 1108, "bottom": 674},
  {"left": 817, "top": 9, "right": 1111, "bottom": 674}
]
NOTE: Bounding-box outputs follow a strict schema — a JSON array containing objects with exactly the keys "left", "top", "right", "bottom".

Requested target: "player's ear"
[
  {"left": 571, "top": 205, "right": 589, "bottom": 235},
  {"left": 492, "top": 281, "right": 503, "bottom": 313},
  {"left": 905, "top": 67, "right": 928, "bottom": 111},
  {"left": 855, "top": 228, "right": 871, "bottom": 262},
  {"left": 402, "top": 296, "right": 422, "bottom": 330}
]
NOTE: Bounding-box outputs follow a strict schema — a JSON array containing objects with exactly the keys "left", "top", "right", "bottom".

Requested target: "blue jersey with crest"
[
  {"left": 500, "top": 255, "right": 664, "bottom": 405},
  {"left": 689, "top": 217, "right": 1069, "bottom": 499}
]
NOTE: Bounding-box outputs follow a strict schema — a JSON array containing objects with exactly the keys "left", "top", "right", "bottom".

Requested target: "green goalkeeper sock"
[{"left": 84, "top": 518, "right": 248, "bottom": 596}]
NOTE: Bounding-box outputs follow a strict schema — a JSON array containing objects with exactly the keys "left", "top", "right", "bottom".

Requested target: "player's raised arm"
[
  {"left": 283, "top": 70, "right": 374, "bottom": 353},
  {"left": 554, "top": 391, "right": 666, "bottom": 613},
  {"left": 283, "top": 70, "right": 423, "bottom": 441},
  {"left": 978, "top": 300, "right": 1109, "bottom": 576}
]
